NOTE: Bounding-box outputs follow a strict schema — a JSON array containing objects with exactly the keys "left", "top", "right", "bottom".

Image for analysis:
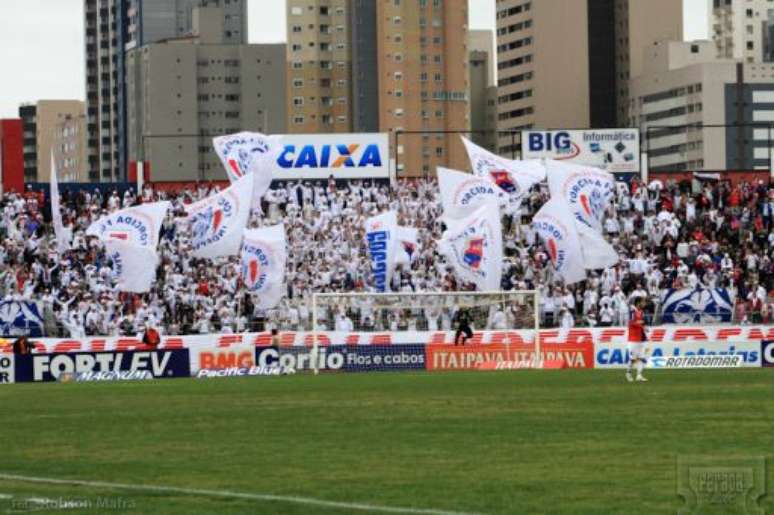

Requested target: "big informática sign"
[{"left": 521, "top": 129, "right": 640, "bottom": 173}]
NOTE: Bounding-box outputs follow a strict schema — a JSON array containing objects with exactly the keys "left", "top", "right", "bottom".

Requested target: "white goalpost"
[{"left": 310, "top": 290, "right": 540, "bottom": 374}]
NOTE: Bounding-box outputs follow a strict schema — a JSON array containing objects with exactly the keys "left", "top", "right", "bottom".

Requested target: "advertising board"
[
  {"left": 14, "top": 350, "right": 191, "bottom": 382},
  {"left": 594, "top": 341, "right": 761, "bottom": 369},
  {"left": 272, "top": 133, "right": 389, "bottom": 180},
  {"left": 521, "top": 129, "right": 640, "bottom": 173}
]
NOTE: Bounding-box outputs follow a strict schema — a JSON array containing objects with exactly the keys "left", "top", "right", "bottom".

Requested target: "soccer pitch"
[{"left": 0, "top": 370, "right": 771, "bottom": 515}]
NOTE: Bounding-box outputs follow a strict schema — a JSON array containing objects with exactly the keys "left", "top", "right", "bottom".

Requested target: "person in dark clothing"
[
  {"left": 12, "top": 336, "right": 32, "bottom": 355},
  {"left": 454, "top": 309, "right": 473, "bottom": 346}
]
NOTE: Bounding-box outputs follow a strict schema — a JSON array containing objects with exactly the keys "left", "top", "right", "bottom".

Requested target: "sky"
[{"left": 0, "top": 0, "right": 710, "bottom": 119}]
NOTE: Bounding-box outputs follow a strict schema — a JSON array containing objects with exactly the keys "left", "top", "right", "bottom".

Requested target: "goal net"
[{"left": 308, "top": 291, "right": 540, "bottom": 373}]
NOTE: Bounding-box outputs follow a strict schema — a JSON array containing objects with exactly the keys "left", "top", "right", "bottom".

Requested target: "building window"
[
  {"left": 435, "top": 147, "right": 443, "bottom": 157},
  {"left": 293, "top": 115, "right": 304, "bottom": 124},
  {"left": 293, "top": 78, "right": 304, "bottom": 87},
  {"left": 293, "top": 96, "right": 304, "bottom": 106}
]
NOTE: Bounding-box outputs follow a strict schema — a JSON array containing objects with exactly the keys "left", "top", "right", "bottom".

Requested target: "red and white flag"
[
  {"left": 437, "top": 166, "right": 505, "bottom": 220},
  {"left": 241, "top": 224, "right": 287, "bottom": 308},
  {"left": 213, "top": 132, "right": 282, "bottom": 209},
  {"left": 461, "top": 136, "right": 545, "bottom": 213},
  {"left": 532, "top": 199, "right": 587, "bottom": 284},
  {"left": 439, "top": 203, "right": 503, "bottom": 291},
  {"left": 185, "top": 173, "right": 253, "bottom": 259},
  {"left": 545, "top": 160, "right": 615, "bottom": 233},
  {"left": 395, "top": 226, "right": 419, "bottom": 266},
  {"left": 86, "top": 201, "right": 170, "bottom": 249}
]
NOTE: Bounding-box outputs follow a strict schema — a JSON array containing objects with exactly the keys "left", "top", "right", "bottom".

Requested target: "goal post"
[{"left": 311, "top": 291, "right": 540, "bottom": 374}]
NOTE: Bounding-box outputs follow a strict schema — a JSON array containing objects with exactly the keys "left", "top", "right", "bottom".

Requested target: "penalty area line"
[{"left": 0, "top": 472, "right": 483, "bottom": 515}]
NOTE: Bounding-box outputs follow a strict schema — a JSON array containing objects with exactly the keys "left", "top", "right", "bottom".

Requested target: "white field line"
[
  {"left": 0, "top": 473, "right": 483, "bottom": 515},
  {"left": 0, "top": 494, "right": 11, "bottom": 499}
]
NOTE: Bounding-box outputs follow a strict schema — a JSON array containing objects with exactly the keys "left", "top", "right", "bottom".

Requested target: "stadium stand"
[{"left": 0, "top": 176, "right": 772, "bottom": 337}]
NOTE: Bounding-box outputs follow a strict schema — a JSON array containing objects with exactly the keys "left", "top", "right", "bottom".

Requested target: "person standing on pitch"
[{"left": 626, "top": 298, "right": 648, "bottom": 382}]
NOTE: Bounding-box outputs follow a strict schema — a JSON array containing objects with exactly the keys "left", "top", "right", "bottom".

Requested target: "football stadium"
[{"left": 1, "top": 0, "right": 773, "bottom": 514}]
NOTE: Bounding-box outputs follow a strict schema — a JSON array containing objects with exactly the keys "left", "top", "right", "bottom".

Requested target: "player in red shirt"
[{"left": 626, "top": 298, "right": 648, "bottom": 382}]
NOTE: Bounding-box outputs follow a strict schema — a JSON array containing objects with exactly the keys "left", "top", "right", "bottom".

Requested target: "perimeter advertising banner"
[
  {"left": 762, "top": 341, "right": 774, "bottom": 367},
  {"left": 425, "top": 343, "right": 595, "bottom": 371},
  {"left": 254, "top": 345, "right": 426, "bottom": 372},
  {"left": 521, "top": 129, "right": 640, "bottom": 173},
  {"left": 3, "top": 326, "right": 774, "bottom": 354},
  {"left": 0, "top": 353, "right": 14, "bottom": 384},
  {"left": 272, "top": 133, "right": 389, "bottom": 180},
  {"left": 594, "top": 341, "right": 761, "bottom": 369},
  {"left": 14, "top": 350, "right": 191, "bottom": 382}
]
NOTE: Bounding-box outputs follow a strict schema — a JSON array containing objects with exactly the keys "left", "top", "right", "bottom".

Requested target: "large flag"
[
  {"left": 545, "top": 160, "right": 615, "bottom": 233},
  {"left": 86, "top": 201, "right": 170, "bottom": 249},
  {"left": 461, "top": 136, "right": 545, "bottom": 213},
  {"left": 532, "top": 199, "right": 587, "bottom": 284},
  {"left": 395, "top": 226, "right": 419, "bottom": 266},
  {"left": 105, "top": 240, "right": 159, "bottom": 293},
  {"left": 577, "top": 223, "right": 619, "bottom": 270},
  {"left": 439, "top": 203, "right": 503, "bottom": 291},
  {"left": 240, "top": 224, "right": 287, "bottom": 298},
  {"left": 0, "top": 301, "right": 44, "bottom": 337},
  {"left": 185, "top": 173, "right": 253, "bottom": 259},
  {"left": 365, "top": 211, "right": 398, "bottom": 292},
  {"left": 437, "top": 166, "right": 504, "bottom": 219},
  {"left": 49, "top": 152, "right": 70, "bottom": 253},
  {"left": 660, "top": 288, "right": 735, "bottom": 324},
  {"left": 213, "top": 132, "right": 282, "bottom": 208}
]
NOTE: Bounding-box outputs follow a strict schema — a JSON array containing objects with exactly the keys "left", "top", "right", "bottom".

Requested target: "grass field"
[{"left": 0, "top": 370, "right": 771, "bottom": 515}]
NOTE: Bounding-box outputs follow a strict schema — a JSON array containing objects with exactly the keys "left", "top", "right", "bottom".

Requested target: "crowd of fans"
[{"left": 0, "top": 174, "right": 773, "bottom": 337}]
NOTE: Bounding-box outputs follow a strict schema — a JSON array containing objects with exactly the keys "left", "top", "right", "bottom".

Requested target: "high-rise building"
[
  {"left": 286, "top": 0, "right": 353, "bottom": 134},
  {"left": 286, "top": 0, "right": 471, "bottom": 177},
  {"left": 630, "top": 39, "right": 774, "bottom": 171},
  {"left": 710, "top": 0, "right": 770, "bottom": 62},
  {"left": 84, "top": 0, "right": 247, "bottom": 182},
  {"left": 377, "top": 0, "right": 470, "bottom": 176},
  {"left": 495, "top": 0, "right": 681, "bottom": 156},
  {"left": 52, "top": 113, "right": 89, "bottom": 182},
  {"left": 469, "top": 30, "right": 498, "bottom": 153},
  {"left": 18, "top": 100, "right": 86, "bottom": 183},
  {"left": 126, "top": 8, "right": 286, "bottom": 182}
]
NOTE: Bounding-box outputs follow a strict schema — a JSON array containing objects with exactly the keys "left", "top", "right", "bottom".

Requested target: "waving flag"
[
  {"left": 532, "top": 199, "right": 587, "bottom": 284},
  {"left": 185, "top": 173, "right": 253, "bottom": 259},
  {"left": 0, "top": 301, "right": 44, "bottom": 337},
  {"left": 365, "top": 211, "right": 398, "bottom": 292},
  {"left": 395, "top": 227, "right": 419, "bottom": 266},
  {"left": 240, "top": 224, "right": 287, "bottom": 298},
  {"left": 439, "top": 203, "right": 503, "bottom": 291},
  {"left": 661, "top": 288, "right": 735, "bottom": 324},
  {"left": 86, "top": 201, "right": 170, "bottom": 249},
  {"left": 545, "top": 160, "right": 615, "bottom": 233},
  {"left": 437, "top": 166, "right": 505, "bottom": 220},
  {"left": 105, "top": 240, "right": 159, "bottom": 293},
  {"left": 49, "top": 152, "right": 70, "bottom": 253},
  {"left": 577, "top": 223, "right": 619, "bottom": 270},
  {"left": 461, "top": 136, "right": 545, "bottom": 213},
  {"left": 213, "top": 132, "right": 282, "bottom": 209}
]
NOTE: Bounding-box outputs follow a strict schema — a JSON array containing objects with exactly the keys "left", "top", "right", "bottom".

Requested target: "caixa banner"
[
  {"left": 14, "top": 350, "right": 191, "bottom": 382},
  {"left": 273, "top": 133, "right": 389, "bottom": 180}
]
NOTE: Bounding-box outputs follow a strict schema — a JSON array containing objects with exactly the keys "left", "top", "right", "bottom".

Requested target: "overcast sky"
[{"left": 0, "top": 0, "right": 709, "bottom": 119}]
